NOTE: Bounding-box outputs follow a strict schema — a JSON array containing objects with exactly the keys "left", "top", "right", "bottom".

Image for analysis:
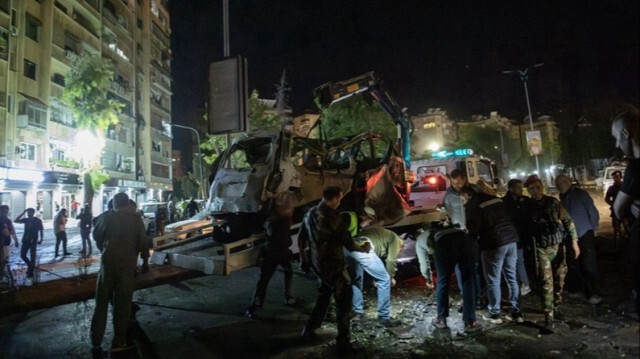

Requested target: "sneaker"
[
  {"left": 482, "top": 310, "right": 503, "bottom": 324},
  {"left": 464, "top": 321, "right": 481, "bottom": 333},
  {"left": 510, "top": 311, "right": 525, "bottom": 323},
  {"left": 520, "top": 285, "right": 532, "bottom": 296},
  {"left": 379, "top": 317, "right": 402, "bottom": 327},
  {"left": 431, "top": 317, "right": 447, "bottom": 329},
  {"left": 587, "top": 295, "right": 602, "bottom": 305}
]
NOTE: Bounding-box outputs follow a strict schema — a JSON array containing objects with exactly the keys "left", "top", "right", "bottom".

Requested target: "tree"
[
  {"left": 62, "top": 54, "right": 123, "bottom": 210},
  {"left": 317, "top": 94, "right": 396, "bottom": 156}
]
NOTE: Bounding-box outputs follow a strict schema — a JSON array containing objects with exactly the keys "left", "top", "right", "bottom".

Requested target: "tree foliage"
[
  {"left": 62, "top": 54, "right": 123, "bottom": 131},
  {"left": 316, "top": 94, "right": 396, "bottom": 156}
]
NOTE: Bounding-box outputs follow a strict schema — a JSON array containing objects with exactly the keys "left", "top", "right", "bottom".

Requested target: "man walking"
[
  {"left": 611, "top": 110, "right": 640, "bottom": 317},
  {"left": 555, "top": 174, "right": 602, "bottom": 304},
  {"left": 53, "top": 208, "right": 70, "bottom": 257},
  {"left": 14, "top": 208, "right": 43, "bottom": 278},
  {"left": 524, "top": 175, "right": 580, "bottom": 328},
  {"left": 91, "top": 193, "right": 150, "bottom": 355},
  {"left": 298, "top": 186, "right": 368, "bottom": 355}
]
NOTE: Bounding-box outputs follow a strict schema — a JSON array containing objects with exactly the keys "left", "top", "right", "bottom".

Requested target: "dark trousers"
[
  {"left": 252, "top": 250, "right": 293, "bottom": 306},
  {"left": 307, "top": 270, "right": 352, "bottom": 344},
  {"left": 629, "top": 223, "right": 640, "bottom": 315},
  {"left": 81, "top": 228, "right": 92, "bottom": 254},
  {"left": 566, "top": 230, "right": 601, "bottom": 297},
  {"left": 55, "top": 231, "right": 68, "bottom": 256},
  {"left": 20, "top": 239, "right": 37, "bottom": 274},
  {"left": 434, "top": 236, "right": 478, "bottom": 323}
]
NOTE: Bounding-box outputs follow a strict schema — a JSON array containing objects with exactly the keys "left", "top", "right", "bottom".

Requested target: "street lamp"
[
  {"left": 503, "top": 63, "right": 544, "bottom": 177},
  {"left": 172, "top": 124, "right": 207, "bottom": 201}
]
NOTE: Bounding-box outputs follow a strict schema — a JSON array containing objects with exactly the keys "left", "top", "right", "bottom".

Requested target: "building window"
[
  {"left": 53, "top": 149, "right": 65, "bottom": 161},
  {"left": 52, "top": 73, "right": 65, "bottom": 86},
  {"left": 151, "top": 162, "right": 169, "bottom": 178},
  {"left": 23, "top": 59, "right": 36, "bottom": 80},
  {"left": 20, "top": 142, "right": 37, "bottom": 161},
  {"left": 0, "top": 28, "right": 8, "bottom": 60},
  {"left": 0, "top": 0, "right": 9, "bottom": 14},
  {"left": 0, "top": 91, "right": 5, "bottom": 108},
  {"left": 19, "top": 101, "right": 47, "bottom": 129},
  {"left": 25, "top": 14, "right": 42, "bottom": 42},
  {"left": 7, "top": 94, "right": 12, "bottom": 113},
  {"left": 50, "top": 102, "right": 75, "bottom": 127}
]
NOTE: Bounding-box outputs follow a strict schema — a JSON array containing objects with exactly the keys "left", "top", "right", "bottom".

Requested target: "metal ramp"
[{"left": 150, "top": 226, "right": 266, "bottom": 275}]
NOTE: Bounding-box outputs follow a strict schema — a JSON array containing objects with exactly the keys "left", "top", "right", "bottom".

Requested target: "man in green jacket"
[{"left": 91, "top": 193, "right": 150, "bottom": 355}]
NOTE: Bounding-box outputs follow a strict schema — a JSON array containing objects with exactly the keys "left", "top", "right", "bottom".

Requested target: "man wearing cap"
[
  {"left": 91, "top": 193, "right": 150, "bottom": 355},
  {"left": 555, "top": 174, "right": 602, "bottom": 304},
  {"left": 523, "top": 175, "right": 580, "bottom": 328},
  {"left": 611, "top": 109, "right": 640, "bottom": 316},
  {"left": 342, "top": 209, "right": 402, "bottom": 327}
]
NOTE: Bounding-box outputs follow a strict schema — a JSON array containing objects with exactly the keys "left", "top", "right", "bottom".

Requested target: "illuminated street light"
[
  {"left": 428, "top": 142, "right": 441, "bottom": 152},
  {"left": 503, "top": 63, "right": 544, "bottom": 177},
  {"left": 75, "top": 130, "right": 105, "bottom": 166}
]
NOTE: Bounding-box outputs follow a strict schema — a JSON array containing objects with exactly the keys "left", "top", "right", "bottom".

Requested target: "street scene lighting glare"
[
  {"left": 75, "top": 130, "right": 105, "bottom": 166},
  {"left": 428, "top": 142, "right": 441, "bottom": 152}
]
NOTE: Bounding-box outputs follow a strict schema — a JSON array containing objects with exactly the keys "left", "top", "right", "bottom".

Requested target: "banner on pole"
[{"left": 526, "top": 130, "right": 542, "bottom": 156}]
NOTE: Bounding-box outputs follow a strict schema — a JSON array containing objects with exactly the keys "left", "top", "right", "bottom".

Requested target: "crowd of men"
[{"left": 0, "top": 110, "right": 637, "bottom": 356}]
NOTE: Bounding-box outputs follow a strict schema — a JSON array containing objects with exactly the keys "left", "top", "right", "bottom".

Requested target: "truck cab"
[{"left": 410, "top": 153, "right": 497, "bottom": 208}]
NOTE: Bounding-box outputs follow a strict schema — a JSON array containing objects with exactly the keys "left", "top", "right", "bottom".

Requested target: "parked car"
[{"left": 164, "top": 210, "right": 213, "bottom": 240}]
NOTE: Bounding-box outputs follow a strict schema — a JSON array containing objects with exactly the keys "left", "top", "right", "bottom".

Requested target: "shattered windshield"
[{"left": 224, "top": 137, "right": 273, "bottom": 169}]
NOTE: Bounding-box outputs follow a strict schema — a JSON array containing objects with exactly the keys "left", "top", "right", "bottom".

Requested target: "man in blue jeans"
[
  {"left": 341, "top": 211, "right": 402, "bottom": 327},
  {"left": 427, "top": 220, "right": 480, "bottom": 333},
  {"left": 461, "top": 186, "right": 523, "bottom": 324}
]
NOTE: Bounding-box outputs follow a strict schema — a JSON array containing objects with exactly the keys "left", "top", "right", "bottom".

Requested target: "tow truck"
[{"left": 151, "top": 72, "right": 441, "bottom": 274}]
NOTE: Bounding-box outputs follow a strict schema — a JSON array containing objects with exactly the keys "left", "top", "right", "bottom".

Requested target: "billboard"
[
  {"left": 208, "top": 56, "right": 248, "bottom": 134},
  {"left": 526, "top": 130, "right": 543, "bottom": 156}
]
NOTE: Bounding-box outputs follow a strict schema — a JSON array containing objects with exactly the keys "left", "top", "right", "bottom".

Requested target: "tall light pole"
[
  {"left": 172, "top": 124, "right": 206, "bottom": 201},
  {"left": 503, "top": 63, "right": 544, "bottom": 177}
]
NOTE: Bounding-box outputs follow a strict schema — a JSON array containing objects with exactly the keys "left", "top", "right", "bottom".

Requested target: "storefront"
[{"left": 0, "top": 167, "right": 81, "bottom": 220}]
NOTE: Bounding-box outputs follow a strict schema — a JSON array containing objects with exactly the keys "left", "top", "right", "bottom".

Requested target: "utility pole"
[{"left": 503, "top": 63, "right": 544, "bottom": 177}]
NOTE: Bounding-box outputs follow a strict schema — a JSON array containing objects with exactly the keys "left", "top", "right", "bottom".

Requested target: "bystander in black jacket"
[{"left": 465, "top": 191, "right": 519, "bottom": 250}]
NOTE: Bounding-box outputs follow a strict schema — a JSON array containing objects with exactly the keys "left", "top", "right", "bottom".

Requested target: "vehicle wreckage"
[{"left": 151, "top": 72, "right": 441, "bottom": 274}]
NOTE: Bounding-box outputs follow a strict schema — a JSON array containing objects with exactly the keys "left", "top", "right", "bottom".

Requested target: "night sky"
[{"left": 169, "top": 0, "right": 638, "bottom": 145}]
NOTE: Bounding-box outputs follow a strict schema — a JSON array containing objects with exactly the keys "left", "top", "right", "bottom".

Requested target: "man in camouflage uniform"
[
  {"left": 524, "top": 175, "right": 580, "bottom": 328},
  {"left": 298, "top": 186, "right": 369, "bottom": 355}
]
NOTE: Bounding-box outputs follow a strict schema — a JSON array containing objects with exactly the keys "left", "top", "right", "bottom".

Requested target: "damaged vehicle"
[{"left": 206, "top": 72, "right": 426, "bottom": 243}]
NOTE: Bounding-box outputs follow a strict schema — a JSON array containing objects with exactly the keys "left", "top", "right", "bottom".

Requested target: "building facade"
[{"left": 0, "top": 0, "right": 172, "bottom": 219}]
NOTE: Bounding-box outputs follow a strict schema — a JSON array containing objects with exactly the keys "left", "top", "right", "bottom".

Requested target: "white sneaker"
[
  {"left": 520, "top": 285, "right": 531, "bottom": 296},
  {"left": 587, "top": 294, "right": 602, "bottom": 305}
]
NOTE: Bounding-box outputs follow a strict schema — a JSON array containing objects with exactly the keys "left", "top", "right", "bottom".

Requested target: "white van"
[{"left": 410, "top": 155, "right": 497, "bottom": 208}]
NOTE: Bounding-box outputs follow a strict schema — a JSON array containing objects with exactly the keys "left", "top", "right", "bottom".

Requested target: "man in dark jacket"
[
  {"left": 298, "top": 186, "right": 369, "bottom": 354},
  {"left": 245, "top": 199, "right": 296, "bottom": 318},
  {"left": 14, "top": 208, "right": 43, "bottom": 278},
  {"left": 461, "top": 186, "right": 523, "bottom": 324},
  {"left": 605, "top": 170, "right": 623, "bottom": 243},
  {"left": 502, "top": 179, "right": 533, "bottom": 296}
]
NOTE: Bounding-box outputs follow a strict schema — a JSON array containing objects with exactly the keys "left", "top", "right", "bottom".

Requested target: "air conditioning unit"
[
  {"left": 10, "top": 26, "right": 18, "bottom": 37},
  {"left": 16, "top": 114, "right": 29, "bottom": 128}
]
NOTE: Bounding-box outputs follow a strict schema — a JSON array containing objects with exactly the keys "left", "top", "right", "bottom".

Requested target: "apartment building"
[{"left": 0, "top": 0, "right": 172, "bottom": 219}]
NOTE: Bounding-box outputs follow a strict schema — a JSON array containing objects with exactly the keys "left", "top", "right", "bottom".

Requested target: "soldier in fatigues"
[
  {"left": 91, "top": 193, "right": 150, "bottom": 355},
  {"left": 298, "top": 186, "right": 369, "bottom": 355},
  {"left": 524, "top": 175, "right": 580, "bottom": 328}
]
